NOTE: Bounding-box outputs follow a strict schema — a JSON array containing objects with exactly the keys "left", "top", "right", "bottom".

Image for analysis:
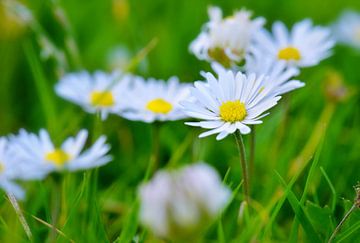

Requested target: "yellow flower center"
[
  {"left": 354, "top": 27, "right": 360, "bottom": 42},
  {"left": 219, "top": 101, "right": 247, "bottom": 122},
  {"left": 146, "top": 98, "right": 173, "bottom": 114},
  {"left": 0, "top": 163, "right": 4, "bottom": 173},
  {"left": 278, "top": 46, "right": 301, "bottom": 61},
  {"left": 90, "top": 91, "right": 115, "bottom": 107},
  {"left": 45, "top": 149, "right": 71, "bottom": 166}
]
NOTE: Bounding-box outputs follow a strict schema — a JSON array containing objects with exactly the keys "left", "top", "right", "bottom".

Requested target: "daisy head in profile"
[
  {"left": 0, "top": 137, "right": 28, "bottom": 199},
  {"left": 10, "top": 129, "right": 112, "bottom": 178},
  {"left": 55, "top": 70, "right": 131, "bottom": 120},
  {"left": 253, "top": 19, "right": 334, "bottom": 68},
  {"left": 182, "top": 69, "right": 281, "bottom": 140},
  {"left": 333, "top": 10, "right": 360, "bottom": 50},
  {"left": 190, "top": 6, "right": 265, "bottom": 67},
  {"left": 120, "top": 76, "right": 191, "bottom": 123}
]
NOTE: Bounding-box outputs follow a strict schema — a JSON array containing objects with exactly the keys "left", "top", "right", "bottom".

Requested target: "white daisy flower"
[
  {"left": 210, "top": 59, "right": 304, "bottom": 97},
  {"left": 182, "top": 70, "right": 281, "bottom": 140},
  {"left": 10, "top": 129, "right": 112, "bottom": 178},
  {"left": 190, "top": 6, "right": 265, "bottom": 67},
  {"left": 139, "top": 163, "right": 230, "bottom": 240},
  {"left": 120, "top": 76, "right": 191, "bottom": 123},
  {"left": 333, "top": 11, "right": 360, "bottom": 50},
  {"left": 244, "top": 49, "right": 305, "bottom": 95},
  {"left": 55, "top": 70, "right": 131, "bottom": 120},
  {"left": 0, "top": 138, "right": 27, "bottom": 199},
  {"left": 253, "top": 19, "right": 334, "bottom": 68}
]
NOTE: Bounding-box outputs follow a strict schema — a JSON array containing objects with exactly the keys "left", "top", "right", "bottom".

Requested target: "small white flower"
[
  {"left": 0, "top": 138, "right": 28, "bottom": 199},
  {"left": 10, "top": 129, "right": 112, "bottom": 178},
  {"left": 190, "top": 6, "right": 265, "bottom": 67},
  {"left": 55, "top": 71, "right": 131, "bottom": 120},
  {"left": 253, "top": 19, "right": 334, "bottom": 68},
  {"left": 182, "top": 69, "right": 281, "bottom": 140},
  {"left": 139, "top": 163, "right": 231, "bottom": 240},
  {"left": 333, "top": 11, "right": 360, "bottom": 50},
  {"left": 120, "top": 76, "right": 191, "bottom": 123},
  {"left": 244, "top": 49, "right": 305, "bottom": 95}
]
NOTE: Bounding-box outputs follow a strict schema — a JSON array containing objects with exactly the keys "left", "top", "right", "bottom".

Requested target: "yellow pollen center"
[
  {"left": 354, "top": 27, "right": 360, "bottom": 41},
  {"left": 146, "top": 98, "right": 173, "bottom": 114},
  {"left": 278, "top": 46, "right": 301, "bottom": 61},
  {"left": 90, "top": 91, "right": 115, "bottom": 107},
  {"left": 219, "top": 101, "right": 247, "bottom": 122},
  {"left": 45, "top": 149, "right": 70, "bottom": 166}
]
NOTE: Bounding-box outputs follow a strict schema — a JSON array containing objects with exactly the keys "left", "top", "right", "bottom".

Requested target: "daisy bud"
[
  {"left": 139, "top": 163, "right": 231, "bottom": 240},
  {"left": 323, "top": 70, "right": 349, "bottom": 103},
  {"left": 0, "top": 0, "right": 33, "bottom": 40},
  {"left": 112, "top": 0, "right": 130, "bottom": 22}
]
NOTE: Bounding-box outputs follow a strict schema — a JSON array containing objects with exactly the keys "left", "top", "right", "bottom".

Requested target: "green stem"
[
  {"left": 234, "top": 131, "right": 250, "bottom": 204},
  {"left": 92, "top": 111, "right": 103, "bottom": 142},
  {"left": 328, "top": 204, "right": 357, "bottom": 243},
  {"left": 48, "top": 175, "right": 62, "bottom": 242},
  {"left": 249, "top": 126, "right": 255, "bottom": 182},
  {"left": 144, "top": 123, "right": 161, "bottom": 181}
]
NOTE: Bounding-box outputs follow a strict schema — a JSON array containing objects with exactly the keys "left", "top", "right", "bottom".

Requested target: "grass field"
[{"left": 0, "top": 0, "right": 360, "bottom": 242}]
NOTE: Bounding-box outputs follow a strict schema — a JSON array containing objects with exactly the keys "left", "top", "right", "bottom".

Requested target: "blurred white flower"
[
  {"left": 106, "top": 45, "right": 132, "bottom": 70},
  {"left": 182, "top": 69, "right": 281, "bottom": 140},
  {"left": 120, "top": 76, "right": 191, "bottom": 123},
  {"left": 55, "top": 71, "right": 131, "bottom": 120},
  {"left": 253, "top": 19, "right": 334, "bottom": 68},
  {"left": 10, "top": 129, "right": 112, "bottom": 179},
  {"left": 0, "top": 138, "right": 27, "bottom": 199},
  {"left": 190, "top": 6, "right": 265, "bottom": 67},
  {"left": 244, "top": 49, "right": 304, "bottom": 95},
  {"left": 139, "top": 163, "right": 231, "bottom": 240},
  {"left": 333, "top": 10, "right": 360, "bottom": 50}
]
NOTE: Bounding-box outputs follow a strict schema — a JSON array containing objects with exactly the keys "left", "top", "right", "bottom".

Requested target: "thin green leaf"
[
  {"left": 274, "top": 171, "right": 322, "bottom": 242},
  {"left": 320, "top": 167, "right": 337, "bottom": 213},
  {"left": 114, "top": 200, "right": 140, "bottom": 243}
]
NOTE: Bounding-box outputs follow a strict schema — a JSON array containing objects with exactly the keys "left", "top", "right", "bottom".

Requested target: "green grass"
[{"left": 0, "top": 0, "right": 360, "bottom": 242}]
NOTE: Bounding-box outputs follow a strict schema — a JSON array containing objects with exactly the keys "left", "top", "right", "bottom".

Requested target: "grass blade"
[
  {"left": 274, "top": 171, "right": 321, "bottom": 242},
  {"left": 114, "top": 200, "right": 140, "bottom": 243}
]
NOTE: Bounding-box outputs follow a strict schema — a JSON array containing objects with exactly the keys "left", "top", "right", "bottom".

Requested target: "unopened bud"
[{"left": 323, "top": 70, "right": 349, "bottom": 103}]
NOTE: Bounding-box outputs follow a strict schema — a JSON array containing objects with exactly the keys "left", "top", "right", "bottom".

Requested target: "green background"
[{"left": 0, "top": 0, "right": 360, "bottom": 242}]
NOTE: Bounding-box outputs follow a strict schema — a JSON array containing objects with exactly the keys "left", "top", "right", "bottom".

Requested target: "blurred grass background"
[{"left": 0, "top": 0, "right": 360, "bottom": 242}]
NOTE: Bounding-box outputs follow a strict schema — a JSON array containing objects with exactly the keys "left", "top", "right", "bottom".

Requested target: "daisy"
[
  {"left": 182, "top": 69, "right": 281, "bottom": 140},
  {"left": 120, "top": 76, "right": 191, "bottom": 123},
  {"left": 244, "top": 49, "right": 305, "bottom": 95},
  {"left": 139, "top": 163, "right": 230, "bottom": 240},
  {"left": 10, "top": 129, "right": 112, "bottom": 178},
  {"left": 55, "top": 70, "right": 131, "bottom": 120},
  {"left": 253, "top": 19, "right": 334, "bottom": 68},
  {"left": 333, "top": 11, "right": 360, "bottom": 50},
  {"left": 189, "top": 6, "right": 265, "bottom": 67},
  {"left": 0, "top": 138, "right": 27, "bottom": 199}
]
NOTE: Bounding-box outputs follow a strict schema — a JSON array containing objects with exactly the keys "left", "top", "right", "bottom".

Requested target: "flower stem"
[
  {"left": 328, "top": 204, "right": 357, "bottom": 243},
  {"left": 49, "top": 175, "right": 62, "bottom": 242},
  {"left": 234, "top": 131, "right": 250, "bottom": 204},
  {"left": 144, "top": 123, "right": 161, "bottom": 180},
  {"left": 249, "top": 126, "right": 256, "bottom": 181}
]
